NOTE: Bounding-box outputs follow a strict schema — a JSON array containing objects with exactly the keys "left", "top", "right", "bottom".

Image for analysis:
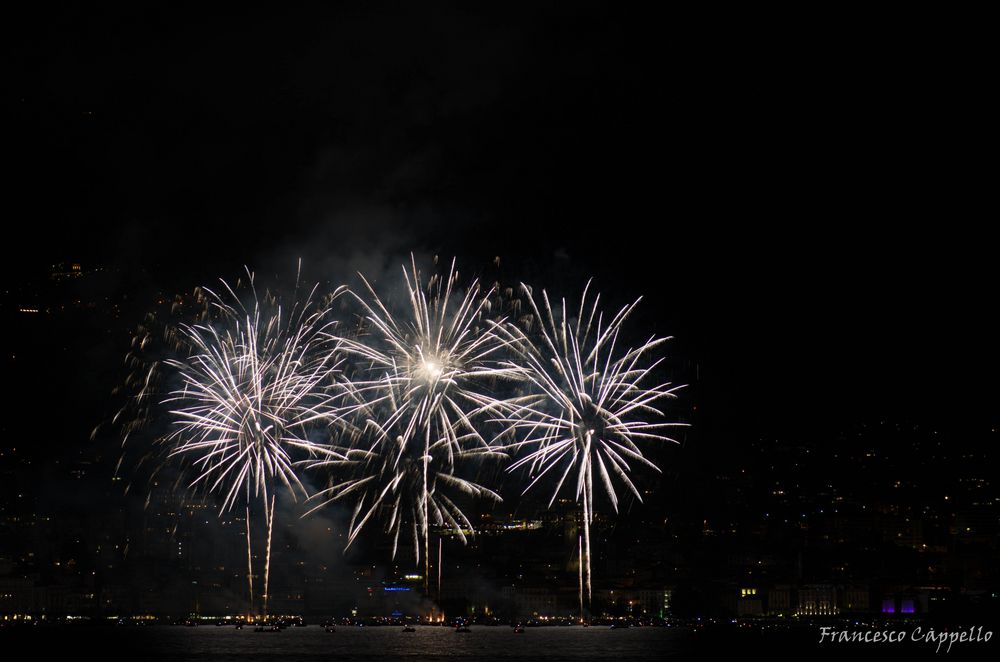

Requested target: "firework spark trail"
[
  {"left": 494, "top": 280, "right": 686, "bottom": 609},
  {"left": 304, "top": 256, "right": 522, "bottom": 589},
  {"left": 246, "top": 502, "right": 254, "bottom": 614},
  {"left": 263, "top": 493, "right": 275, "bottom": 614},
  {"left": 147, "top": 269, "right": 351, "bottom": 614},
  {"left": 302, "top": 374, "right": 504, "bottom": 563},
  {"left": 578, "top": 534, "right": 584, "bottom": 621}
]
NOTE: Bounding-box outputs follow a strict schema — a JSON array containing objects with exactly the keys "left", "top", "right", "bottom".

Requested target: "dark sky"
[{"left": 5, "top": 3, "right": 995, "bottom": 439}]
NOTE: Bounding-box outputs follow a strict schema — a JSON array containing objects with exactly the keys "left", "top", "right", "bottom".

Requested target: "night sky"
[
  {"left": 5, "top": 10, "right": 1000, "bottom": 656},
  {"left": 5, "top": 3, "right": 996, "bottom": 450}
]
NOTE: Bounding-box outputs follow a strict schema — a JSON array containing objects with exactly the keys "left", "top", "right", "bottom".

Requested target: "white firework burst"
[
  {"left": 302, "top": 372, "right": 503, "bottom": 562},
  {"left": 496, "top": 280, "right": 685, "bottom": 610},
  {"left": 161, "top": 269, "right": 350, "bottom": 614},
  {"left": 305, "top": 256, "right": 520, "bottom": 588}
]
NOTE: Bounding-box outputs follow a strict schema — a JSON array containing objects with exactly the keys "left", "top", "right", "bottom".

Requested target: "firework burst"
[
  {"left": 302, "top": 372, "right": 503, "bottom": 561},
  {"left": 496, "top": 280, "right": 686, "bottom": 612},
  {"left": 305, "top": 256, "right": 521, "bottom": 588},
  {"left": 127, "top": 268, "right": 350, "bottom": 614},
  {"left": 106, "top": 257, "right": 686, "bottom": 613}
]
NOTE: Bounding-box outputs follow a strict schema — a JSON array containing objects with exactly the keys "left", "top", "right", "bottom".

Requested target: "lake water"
[
  {"left": 3, "top": 623, "right": 995, "bottom": 660},
  {"left": 3, "top": 625, "right": 691, "bottom": 661}
]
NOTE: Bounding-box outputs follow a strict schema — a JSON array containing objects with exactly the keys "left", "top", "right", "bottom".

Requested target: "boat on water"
[
  {"left": 254, "top": 625, "right": 281, "bottom": 632},
  {"left": 402, "top": 625, "right": 416, "bottom": 633},
  {"left": 513, "top": 624, "right": 525, "bottom": 634}
]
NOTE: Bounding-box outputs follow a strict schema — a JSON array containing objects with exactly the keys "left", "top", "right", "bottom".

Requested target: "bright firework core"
[
  {"left": 413, "top": 356, "right": 447, "bottom": 382},
  {"left": 576, "top": 396, "right": 609, "bottom": 442}
]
